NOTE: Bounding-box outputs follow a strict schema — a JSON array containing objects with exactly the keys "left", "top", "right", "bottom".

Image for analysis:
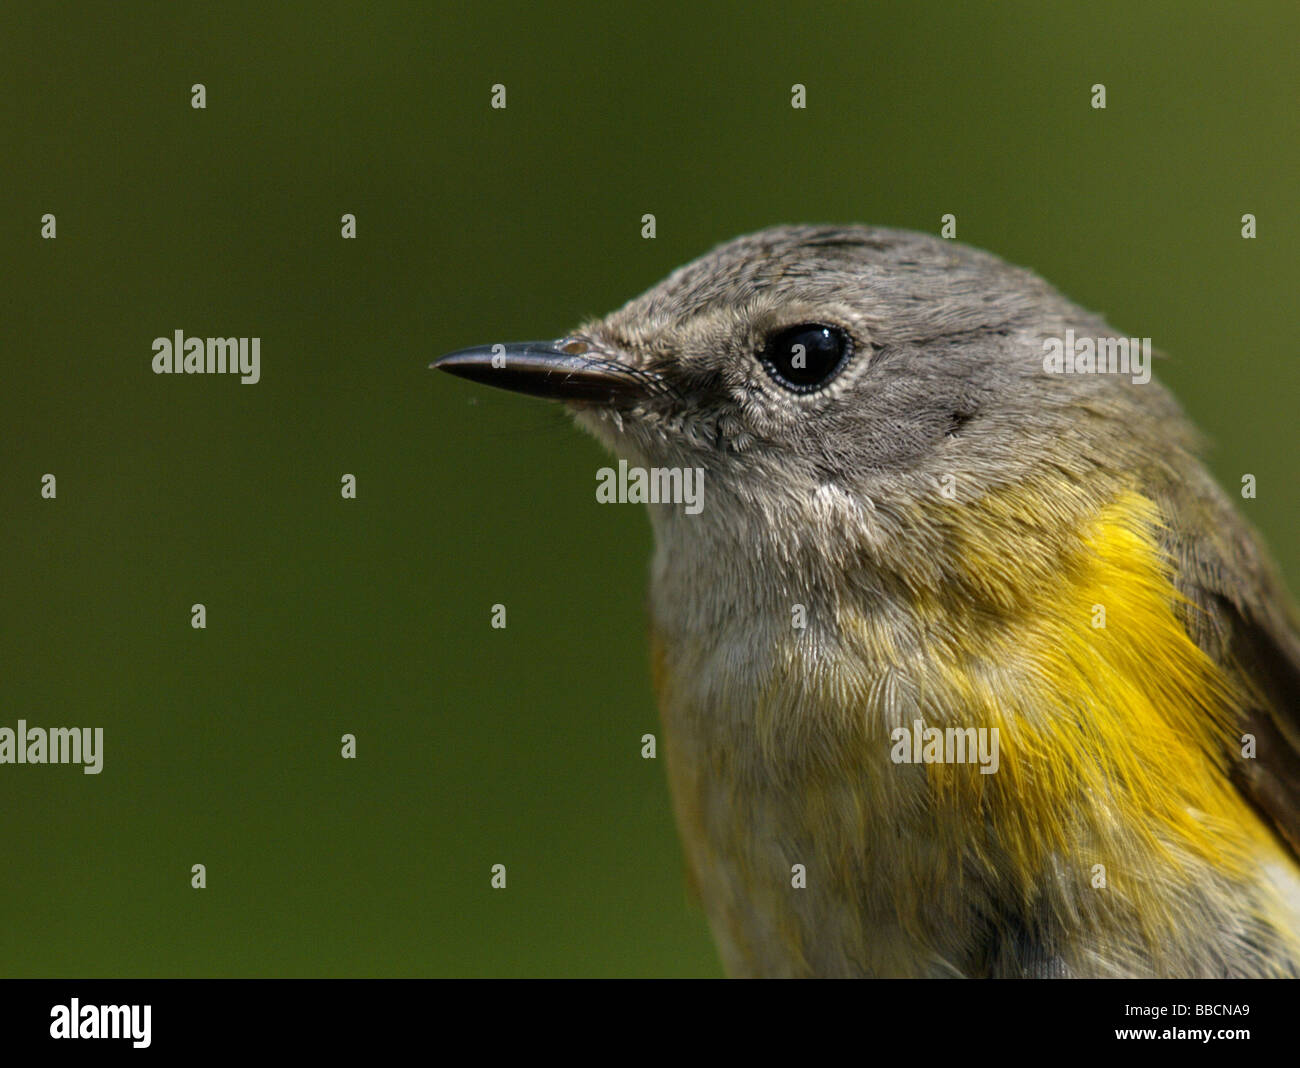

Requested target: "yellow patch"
[{"left": 882, "top": 490, "right": 1272, "bottom": 954}]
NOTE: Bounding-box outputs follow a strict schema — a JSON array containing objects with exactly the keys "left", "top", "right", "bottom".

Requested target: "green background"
[{"left": 1, "top": 1, "right": 1295, "bottom": 977}]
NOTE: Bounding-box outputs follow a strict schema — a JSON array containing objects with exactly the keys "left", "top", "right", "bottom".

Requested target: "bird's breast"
[{"left": 646, "top": 488, "right": 1300, "bottom": 977}]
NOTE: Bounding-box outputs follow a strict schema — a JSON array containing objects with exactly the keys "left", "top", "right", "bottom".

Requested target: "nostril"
[{"left": 560, "top": 339, "right": 589, "bottom": 355}]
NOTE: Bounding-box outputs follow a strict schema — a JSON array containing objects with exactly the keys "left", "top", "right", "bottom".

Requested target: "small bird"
[{"left": 433, "top": 225, "right": 1300, "bottom": 978}]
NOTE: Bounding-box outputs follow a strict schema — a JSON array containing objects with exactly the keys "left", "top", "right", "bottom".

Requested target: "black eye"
[{"left": 760, "top": 324, "right": 853, "bottom": 393}]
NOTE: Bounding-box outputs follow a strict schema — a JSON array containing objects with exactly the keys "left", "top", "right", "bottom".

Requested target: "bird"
[{"left": 432, "top": 224, "right": 1300, "bottom": 978}]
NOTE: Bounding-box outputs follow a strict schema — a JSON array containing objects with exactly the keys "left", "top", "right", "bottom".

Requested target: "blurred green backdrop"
[{"left": 1, "top": 1, "right": 1295, "bottom": 976}]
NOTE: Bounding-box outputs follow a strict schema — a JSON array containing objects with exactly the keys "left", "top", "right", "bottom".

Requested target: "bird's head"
[{"left": 434, "top": 225, "right": 1189, "bottom": 597}]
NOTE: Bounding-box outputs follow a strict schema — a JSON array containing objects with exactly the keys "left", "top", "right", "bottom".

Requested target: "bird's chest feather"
[{"left": 649, "top": 617, "right": 986, "bottom": 977}]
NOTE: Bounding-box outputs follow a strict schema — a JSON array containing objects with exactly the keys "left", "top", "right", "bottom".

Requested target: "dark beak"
[{"left": 431, "top": 341, "right": 655, "bottom": 404}]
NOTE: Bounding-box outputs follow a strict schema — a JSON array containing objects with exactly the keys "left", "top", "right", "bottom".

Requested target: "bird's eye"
[{"left": 760, "top": 323, "right": 853, "bottom": 393}]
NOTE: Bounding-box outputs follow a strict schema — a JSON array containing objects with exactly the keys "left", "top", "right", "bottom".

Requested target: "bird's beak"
[{"left": 430, "top": 340, "right": 654, "bottom": 405}]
